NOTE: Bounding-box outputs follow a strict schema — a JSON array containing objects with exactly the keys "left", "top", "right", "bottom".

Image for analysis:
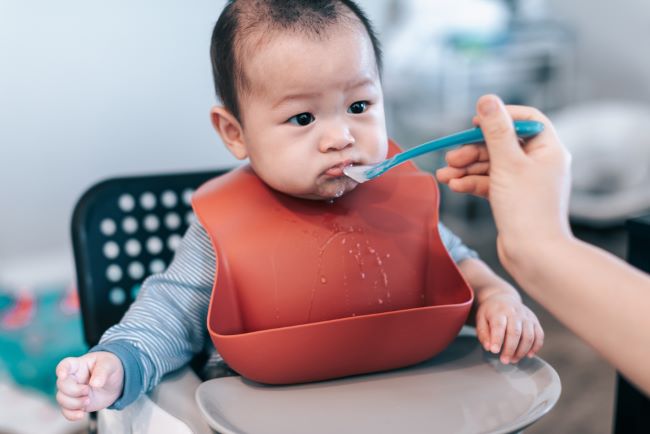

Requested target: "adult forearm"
[{"left": 508, "top": 236, "right": 650, "bottom": 394}]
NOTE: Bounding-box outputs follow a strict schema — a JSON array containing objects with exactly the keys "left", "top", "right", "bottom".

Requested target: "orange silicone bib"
[{"left": 193, "top": 141, "right": 473, "bottom": 384}]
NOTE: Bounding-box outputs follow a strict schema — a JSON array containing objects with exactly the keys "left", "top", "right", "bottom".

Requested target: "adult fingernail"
[
  {"left": 479, "top": 97, "right": 498, "bottom": 116},
  {"left": 491, "top": 344, "right": 499, "bottom": 353}
]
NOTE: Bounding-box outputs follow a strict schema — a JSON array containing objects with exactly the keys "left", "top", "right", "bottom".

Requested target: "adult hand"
[
  {"left": 439, "top": 95, "right": 650, "bottom": 396},
  {"left": 436, "top": 95, "right": 573, "bottom": 273}
]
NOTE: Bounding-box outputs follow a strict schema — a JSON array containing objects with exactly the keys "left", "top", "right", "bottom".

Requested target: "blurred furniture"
[
  {"left": 383, "top": 16, "right": 574, "bottom": 220},
  {"left": 437, "top": 22, "right": 573, "bottom": 129},
  {"left": 71, "top": 169, "right": 228, "bottom": 433},
  {"left": 614, "top": 215, "right": 650, "bottom": 433},
  {"left": 385, "top": 20, "right": 574, "bottom": 145},
  {"left": 196, "top": 327, "right": 561, "bottom": 434},
  {"left": 553, "top": 102, "right": 650, "bottom": 227},
  {"left": 72, "top": 169, "right": 228, "bottom": 347}
]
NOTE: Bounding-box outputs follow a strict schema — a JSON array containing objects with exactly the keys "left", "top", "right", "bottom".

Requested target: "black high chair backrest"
[{"left": 71, "top": 169, "right": 229, "bottom": 348}]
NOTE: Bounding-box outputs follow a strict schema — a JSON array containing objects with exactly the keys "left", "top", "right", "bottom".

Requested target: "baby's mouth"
[{"left": 324, "top": 160, "right": 356, "bottom": 177}]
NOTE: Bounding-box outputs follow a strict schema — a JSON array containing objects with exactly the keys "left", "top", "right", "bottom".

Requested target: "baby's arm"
[
  {"left": 458, "top": 258, "right": 544, "bottom": 364},
  {"left": 56, "top": 221, "right": 216, "bottom": 418}
]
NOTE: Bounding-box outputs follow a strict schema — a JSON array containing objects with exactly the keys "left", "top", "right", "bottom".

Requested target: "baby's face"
[{"left": 237, "top": 22, "right": 387, "bottom": 200}]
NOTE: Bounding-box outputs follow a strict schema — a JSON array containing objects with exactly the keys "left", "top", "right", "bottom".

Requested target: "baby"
[{"left": 56, "top": 0, "right": 543, "bottom": 420}]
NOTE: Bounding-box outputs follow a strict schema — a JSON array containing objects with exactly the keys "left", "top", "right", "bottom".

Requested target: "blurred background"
[{"left": 1, "top": 0, "right": 649, "bottom": 432}]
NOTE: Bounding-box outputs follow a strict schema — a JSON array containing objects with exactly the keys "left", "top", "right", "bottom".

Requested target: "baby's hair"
[{"left": 210, "top": 0, "right": 382, "bottom": 122}]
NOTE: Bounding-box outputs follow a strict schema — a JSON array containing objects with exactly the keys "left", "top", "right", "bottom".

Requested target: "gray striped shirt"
[{"left": 91, "top": 220, "right": 477, "bottom": 409}]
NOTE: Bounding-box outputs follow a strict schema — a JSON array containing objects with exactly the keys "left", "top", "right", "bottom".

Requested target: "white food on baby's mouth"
[{"left": 343, "top": 165, "right": 374, "bottom": 183}]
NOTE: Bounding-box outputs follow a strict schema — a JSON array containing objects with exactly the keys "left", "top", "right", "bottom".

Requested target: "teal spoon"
[{"left": 343, "top": 120, "right": 544, "bottom": 183}]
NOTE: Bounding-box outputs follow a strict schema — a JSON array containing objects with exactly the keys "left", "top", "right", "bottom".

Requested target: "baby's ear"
[{"left": 210, "top": 106, "right": 248, "bottom": 160}]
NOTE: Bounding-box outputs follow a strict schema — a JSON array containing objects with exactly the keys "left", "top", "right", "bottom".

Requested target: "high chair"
[
  {"left": 71, "top": 169, "right": 229, "bottom": 433},
  {"left": 71, "top": 168, "right": 561, "bottom": 434}
]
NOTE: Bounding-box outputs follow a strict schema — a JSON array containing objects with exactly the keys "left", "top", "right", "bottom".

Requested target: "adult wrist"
[{"left": 501, "top": 230, "right": 576, "bottom": 283}]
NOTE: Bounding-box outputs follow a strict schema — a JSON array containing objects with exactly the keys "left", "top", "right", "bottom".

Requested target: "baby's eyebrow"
[
  {"left": 271, "top": 77, "right": 378, "bottom": 109},
  {"left": 344, "top": 77, "right": 375, "bottom": 91},
  {"left": 272, "top": 92, "right": 321, "bottom": 109}
]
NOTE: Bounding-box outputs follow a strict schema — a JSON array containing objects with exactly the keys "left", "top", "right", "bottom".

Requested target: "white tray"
[{"left": 196, "top": 329, "right": 560, "bottom": 434}]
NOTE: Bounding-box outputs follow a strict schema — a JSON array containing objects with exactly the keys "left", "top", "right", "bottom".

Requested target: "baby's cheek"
[
  {"left": 376, "top": 142, "right": 389, "bottom": 161},
  {"left": 375, "top": 129, "right": 388, "bottom": 153}
]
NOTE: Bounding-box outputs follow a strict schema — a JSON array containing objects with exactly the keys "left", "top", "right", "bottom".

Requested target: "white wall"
[
  {"left": 0, "top": 1, "right": 237, "bottom": 275},
  {"left": 547, "top": 0, "right": 650, "bottom": 102}
]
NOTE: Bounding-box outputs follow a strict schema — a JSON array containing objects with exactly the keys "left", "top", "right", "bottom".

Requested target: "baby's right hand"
[{"left": 55, "top": 351, "right": 124, "bottom": 421}]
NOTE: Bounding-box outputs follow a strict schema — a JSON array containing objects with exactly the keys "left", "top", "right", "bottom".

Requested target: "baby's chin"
[
  {"left": 317, "top": 176, "right": 359, "bottom": 200},
  {"left": 290, "top": 176, "right": 358, "bottom": 201}
]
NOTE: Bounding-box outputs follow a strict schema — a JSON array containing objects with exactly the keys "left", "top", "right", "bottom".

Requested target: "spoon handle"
[{"left": 393, "top": 120, "right": 544, "bottom": 167}]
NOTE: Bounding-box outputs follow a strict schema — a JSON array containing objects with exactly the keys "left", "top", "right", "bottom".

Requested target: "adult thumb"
[{"left": 476, "top": 95, "right": 524, "bottom": 165}]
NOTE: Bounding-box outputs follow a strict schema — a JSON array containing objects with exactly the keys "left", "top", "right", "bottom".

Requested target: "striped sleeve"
[
  {"left": 438, "top": 222, "right": 479, "bottom": 263},
  {"left": 91, "top": 219, "right": 216, "bottom": 408}
]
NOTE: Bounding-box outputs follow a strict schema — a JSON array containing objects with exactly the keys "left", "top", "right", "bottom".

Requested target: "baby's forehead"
[{"left": 236, "top": 20, "right": 375, "bottom": 97}]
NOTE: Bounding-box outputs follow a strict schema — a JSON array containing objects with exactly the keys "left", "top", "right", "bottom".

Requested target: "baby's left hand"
[{"left": 475, "top": 291, "right": 544, "bottom": 364}]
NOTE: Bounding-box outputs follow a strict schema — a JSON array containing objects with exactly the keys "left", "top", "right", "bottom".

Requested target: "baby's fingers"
[
  {"left": 56, "top": 357, "right": 80, "bottom": 381},
  {"left": 528, "top": 322, "right": 545, "bottom": 357},
  {"left": 57, "top": 376, "right": 90, "bottom": 398},
  {"left": 56, "top": 391, "right": 89, "bottom": 412},
  {"left": 89, "top": 357, "right": 116, "bottom": 389},
  {"left": 476, "top": 311, "right": 491, "bottom": 351},
  {"left": 61, "top": 408, "right": 87, "bottom": 422},
  {"left": 500, "top": 319, "right": 523, "bottom": 364},
  {"left": 512, "top": 321, "right": 535, "bottom": 363},
  {"left": 488, "top": 315, "right": 507, "bottom": 354}
]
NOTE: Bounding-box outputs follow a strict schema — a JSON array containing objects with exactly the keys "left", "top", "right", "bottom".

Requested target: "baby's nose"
[{"left": 319, "top": 124, "right": 355, "bottom": 152}]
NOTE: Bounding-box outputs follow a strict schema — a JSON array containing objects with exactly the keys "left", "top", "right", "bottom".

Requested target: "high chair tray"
[{"left": 196, "top": 327, "right": 561, "bottom": 434}]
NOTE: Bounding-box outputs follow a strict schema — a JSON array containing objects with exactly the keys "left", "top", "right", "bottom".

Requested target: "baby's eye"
[
  {"left": 288, "top": 112, "right": 315, "bottom": 126},
  {"left": 347, "top": 101, "right": 368, "bottom": 114}
]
